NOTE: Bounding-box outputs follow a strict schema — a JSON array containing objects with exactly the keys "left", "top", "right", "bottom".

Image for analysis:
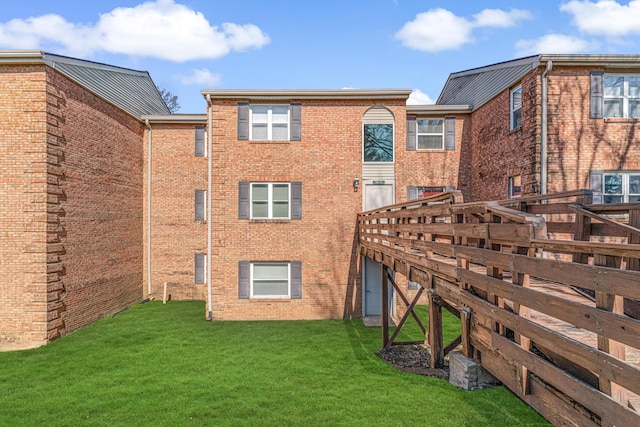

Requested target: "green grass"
[{"left": 0, "top": 301, "right": 548, "bottom": 426}]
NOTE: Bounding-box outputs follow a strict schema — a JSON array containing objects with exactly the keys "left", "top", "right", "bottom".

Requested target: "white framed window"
[
  {"left": 509, "top": 175, "right": 522, "bottom": 199},
  {"left": 417, "top": 119, "right": 444, "bottom": 150},
  {"left": 251, "top": 262, "right": 290, "bottom": 298},
  {"left": 250, "top": 183, "right": 290, "bottom": 219},
  {"left": 510, "top": 85, "right": 522, "bottom": 130},
  {"left": 603, "top": 172, "right": 640, "bottom": 203},
  {"left": 363, "top": 123, "right": 394, "bottom": 162},
  {"left": 250, "top": 105, "right": 289, "bottom": 140},
  {"left": 604, "top": 75, "right": 640, "bottom": 118}
]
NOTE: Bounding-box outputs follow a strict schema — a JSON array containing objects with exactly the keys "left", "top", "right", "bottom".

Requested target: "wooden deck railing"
[{"left": 358, "top": 190, "right": 640, "bottom": 426}]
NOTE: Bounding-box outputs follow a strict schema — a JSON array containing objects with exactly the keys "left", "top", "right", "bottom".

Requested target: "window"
[
  {"left": 509, "top": 175, "right": 522, "bottom": 199},
  {"left": 251, "top": 105, "right": 289, "bottom": 140},
  {"left": 407, "top": 117, "right": 455, "bottom": 151},
  {"left": 603, "top": 172, "right": 640, "bottom": 203},
  {"left": 195, "top": 126, "right": 206, "bottom": 157},
  {"left": 238, "top": 103, "right": 301, "bottom": 141},
  {"left": 238, "top": 182, "right": 302, "bottom": 220},
  {"left": 510, "top": 86, "right": 522, "bottom": 130},
  {"left": 604, "top": 75, "right": 640, "bottom": 118},
  {"left": 251, "top": 183, "right": 290, "bottom": 219},
  {"left": 238, "top": 261, "right": 302, "bottom": 299},
  {"left": 195, "top": 253, "right": 207, "bottom": 284},
  {"left": 363, "top": 123, "right": 394, "bottom": 162},
  {"left": 417, "top": 119, "right": 444, "bottom": 150},
  {"left": 195, "top": 190, "right": 206, "bottom": 221},
  {"left": 407, "top": 186, "right": 454, "bottom": 200}
]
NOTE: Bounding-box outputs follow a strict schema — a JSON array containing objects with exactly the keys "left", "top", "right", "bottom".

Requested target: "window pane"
[
  {"left": 417, "top": 119, "right": 443, "bottom": 134},
  {"left": 271, "top": 106, "right": 289, "bottom": 123},
  {"left": 253, "top": 281, "right": 289, "bottom": 296},
  {"left": 629, "top": 195, "right": 640, "bottom": 202},
  {"left": 272, "top": 124, "right": 288, "bottom": 140},
  {"left": 272, "top": 201, "right": 289, "bottom": 218},
  {"left": 252, "top": 124, "right": 268, "bottom": 139},
  {"left": 252, "top": 106, "right": 268, "bottom": 122},
  {"left": 363, "top": 124, "right": 393, "bottom": 162},
  {"left": 252, "top": 201, "right": 268, "bottom": 218},
  {"left": 253, "top": 263, "right": 288, "bottom": 280},
  {"left": 604, "top": 195, "right": 624, "bottom": 204},
  {"left": 604, "top": 99, "right": 623, "bottom": 118},
  {"left": 417, "top": 135, "right": 443, "bottom": 150},
  {"left": 629, "top": 100, "right": 640, "bottom": 118},
  {"left": 629, "top": 77, "right": 640, "bottom": 97},
  {"left": 604, "top": 175, "right": 623, "bottom": 194},
  {"left": 252, "top": 184, "right": 268, "bottom": 201},
  {"left": 272, "top": 184, "right": 289, "bottom": 201},
  {"left": 604, "top": 76, "right": 624, "bottom": 96},
  {"left": 629, "top": 175, "right": 640, "bottom": 194},
  {"left": 512, "top": 109, "right": 522, "bottom": 129},
  {"left": 511, "top": 87, "right": 522, "bottom": 110}
]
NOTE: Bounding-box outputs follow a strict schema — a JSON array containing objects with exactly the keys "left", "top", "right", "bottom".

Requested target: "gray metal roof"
[
  {"left": 436, "top": 54, "right": 640, "bottom": 111},
  {"left": 437, "top": 55, "right": 540, "bottom": 110},
  {"left": 0, "top": 50, "right": 170, "bottom": 118}
]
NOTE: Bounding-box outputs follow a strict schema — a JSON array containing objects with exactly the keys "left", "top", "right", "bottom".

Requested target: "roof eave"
[
  {"left": 539, "top": 54, "right": 640, "bottom": 67},
  {"left": 141, "top": 114, "right": 207, "bottom": 124},
  {"left": 201, "top": 89, "right": 413, "bottom": 101},
  {"left": 407, "top": 105, "right": 472, "bottom": 115}
]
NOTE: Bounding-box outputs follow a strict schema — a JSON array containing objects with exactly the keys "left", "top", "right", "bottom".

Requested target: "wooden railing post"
[
  {"left": 381, "top": 265, "right": 389, "bottom": 348},
  {"left": 428, "top": 289, "right": 444, "bottom": 369}
]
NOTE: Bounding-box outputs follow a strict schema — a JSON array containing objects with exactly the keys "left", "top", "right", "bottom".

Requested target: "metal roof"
[
  {"left": 437, "top": 55, "right": 539, "bottom": 110},
  {"left": 436, "top": 54, "right": 640, "bottom": 111},
  {"left": 0, "top": 50, "right": 171, "bottom": 118}
]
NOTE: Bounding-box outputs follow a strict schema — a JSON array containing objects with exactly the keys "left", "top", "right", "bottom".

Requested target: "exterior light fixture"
[{"left": 353, "top": 176, "right": 360, "bottom": 191}]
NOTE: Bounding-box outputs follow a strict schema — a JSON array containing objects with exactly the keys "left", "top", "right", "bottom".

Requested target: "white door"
[{"left": 363, "top": 181, "right": 394, "bottom": 316}]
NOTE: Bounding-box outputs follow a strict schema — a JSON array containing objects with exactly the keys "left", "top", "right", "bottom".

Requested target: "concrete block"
[{"left": 449, "top": 351, "right": 500, "bottom": 390}]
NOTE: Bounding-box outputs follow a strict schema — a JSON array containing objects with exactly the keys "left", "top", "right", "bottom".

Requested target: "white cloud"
[
  {"left": 0, "top": 0, "right": 270, "bottom": 61},
  {"left": 396, "top": 7, "right": 531, "bottom": 52},
  {"left": 407, "top": 89, "right": 435, "bottom": 105},
  {"left": 515, "top": 34, "right": 597, "bottom": 56},
  {"left": 473, "top": 8, "right": 532, "bottom": 28},
  {"left": 561, "top": 0, "right": 640, "bottom": 36},
  {"left": 176, "top": 68, "right": 222, "bottom": 86},
  {"left": 395, "top": 9, "right": 473, "bottom": 52}
]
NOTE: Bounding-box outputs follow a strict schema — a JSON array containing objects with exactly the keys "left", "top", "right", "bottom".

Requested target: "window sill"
[
  {"left": 248, "top": 298, "right": 292, "bottom": 302},
  {"left": 604, "top": 118, "right": 640, "bottom": 124},
  {"left": 249, "top": 140, "right": 292, "bottom": 144},
  {"left": 249, "top": 219, "right": 291, "bottom": 223},
  {"left": 509, "top": 126, "right": 522, "bottom": 134}
]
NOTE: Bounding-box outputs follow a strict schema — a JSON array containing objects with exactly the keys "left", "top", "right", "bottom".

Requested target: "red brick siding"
[
  {"left": 546, "top": 66, "right": 640, "bottom": 192},
  {"left": 48, "top": 68, "right": 144, "bottom": 339},
  {"left": 142, "top": 123, "right": 208, "bottom": 301},
  {"left": 0, "top": 65, "right": 49, "bottom": 349},
  {"left": 467, "top": 69, "right": 541, "bottom": 201}
]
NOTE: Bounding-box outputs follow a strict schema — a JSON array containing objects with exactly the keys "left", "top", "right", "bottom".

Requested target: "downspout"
[
  {"left": 206, "top": 94, "right": 213, "bottom": 321},
  {"left": 145, "top": 119, "right": 153, "bottom": 296},
  {"left": 541, "top": 60, "right": 553, "bottom": 196}
]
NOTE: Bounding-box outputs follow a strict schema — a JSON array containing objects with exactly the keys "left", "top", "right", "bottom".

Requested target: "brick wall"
[
  {"left": 467, "top": 68, "right": 541, "bottom": 201},
  {"left": 0, "top": 65, "right": 49, "bottom": 349},
  {"left": 47, "top": 68, "right": 144, "bottom": 338},
  {"left": 142, "top": 123, "right": 208, "bottom": 301},
  {"left": 546, "top": 66, "right": 640, "bottom": 192}
]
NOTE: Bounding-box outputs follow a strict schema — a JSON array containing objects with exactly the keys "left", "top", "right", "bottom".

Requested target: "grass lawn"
[{"left": 0, "top": 301, "right": 549, "bottom": 426}]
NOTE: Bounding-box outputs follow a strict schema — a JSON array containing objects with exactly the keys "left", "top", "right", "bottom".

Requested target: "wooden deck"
[{"left": 358, "top": 190, "right": 640, "bottom": 426}]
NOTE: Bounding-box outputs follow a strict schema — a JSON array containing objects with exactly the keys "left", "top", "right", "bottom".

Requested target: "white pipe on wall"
[
  {"left": 145, "top": 119, "right": 152, "bottom": 296},
  {"left": 206, "top": 94, "right": 213, "bottom": 321}
]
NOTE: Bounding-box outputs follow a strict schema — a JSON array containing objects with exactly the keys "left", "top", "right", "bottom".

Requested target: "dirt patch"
[{"left": 377, "top": 345, "right": 449, "bottom": 380}]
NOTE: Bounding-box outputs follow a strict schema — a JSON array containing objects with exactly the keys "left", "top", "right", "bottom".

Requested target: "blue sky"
[{"left": 2, "top": 0, "right": 640, "bottom": 112}]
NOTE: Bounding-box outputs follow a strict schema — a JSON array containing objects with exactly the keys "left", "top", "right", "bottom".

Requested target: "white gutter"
[
  {"left": 541, "top": 60, "right": 553, "bottom": 195},
  {"left": 145, "top": 119, "right": 153, "bottom": 296},
  {"left": 206, "top": 94, "right": 213, "bottom": 321}
]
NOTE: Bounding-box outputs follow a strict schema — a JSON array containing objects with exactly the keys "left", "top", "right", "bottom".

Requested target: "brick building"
[
  {"left": 2, "top": 51, "right": 639, "bottom": 348},
  {"left": 0, "top": 51, "right": 169, "bottom": 349}
]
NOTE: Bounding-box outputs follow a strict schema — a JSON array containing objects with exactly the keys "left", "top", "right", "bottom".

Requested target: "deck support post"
[
  {"left": 428, "top": 289, "right": 444, "bottom": 368},
  {"left": 381, "top": 264, "right": 389, "bottom": 348}
]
